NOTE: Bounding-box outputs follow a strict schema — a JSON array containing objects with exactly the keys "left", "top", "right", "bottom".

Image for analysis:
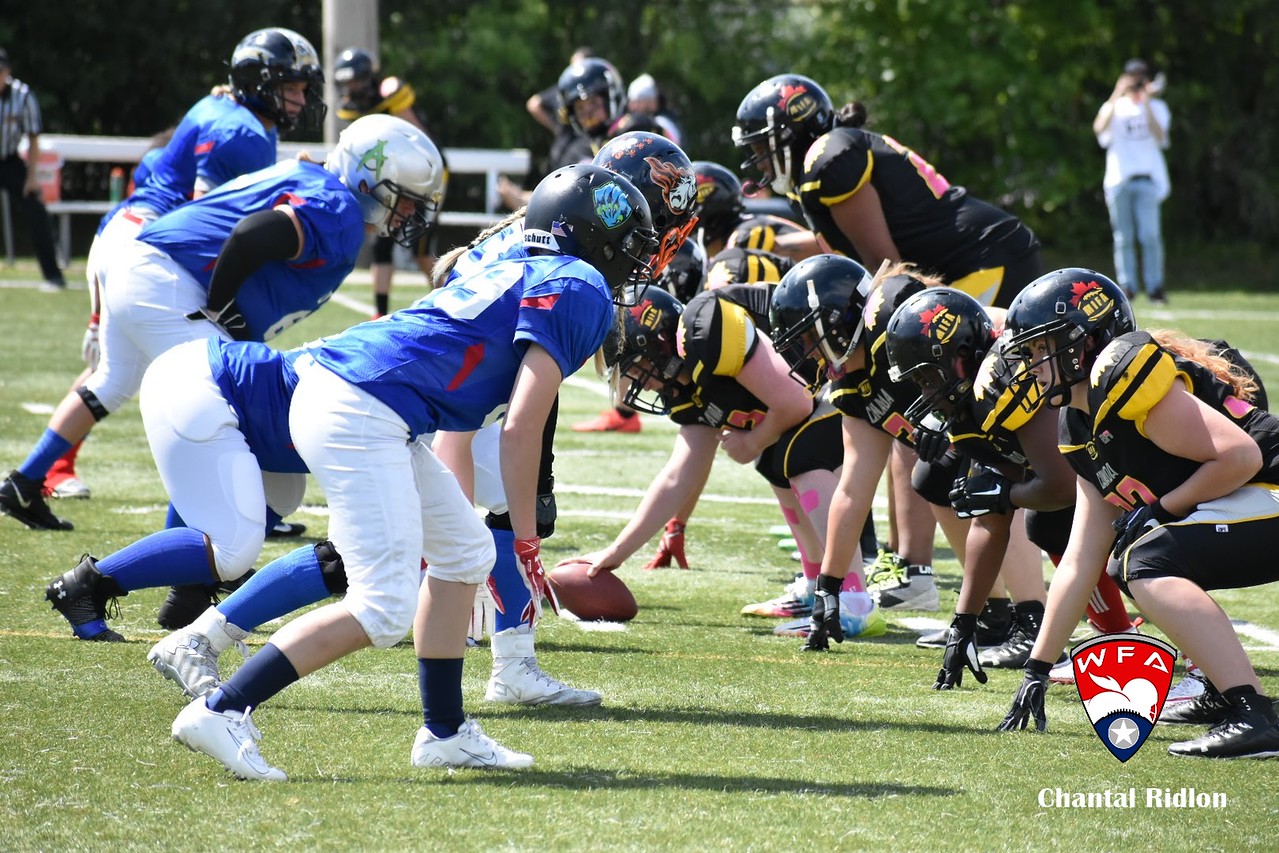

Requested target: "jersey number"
[
  {"left": 429, "top": 264, "right": 523, "bottom": 319},
  {"left": 1103, "top": 476, "right": 1160, "bottom": 512}
]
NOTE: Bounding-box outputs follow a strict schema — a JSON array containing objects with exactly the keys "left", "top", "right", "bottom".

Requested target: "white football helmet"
[{"left": 325, "top": 114, "right": 445, "bottom": 246}]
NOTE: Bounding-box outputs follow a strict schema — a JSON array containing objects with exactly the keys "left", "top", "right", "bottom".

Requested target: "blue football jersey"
[
  {"left": 444, "top": 219, "right": 526, "bottom": 284},
  {"left": 138, "top": 160, "right": 366, "bottom": 341},
  {"left": 310, "top": 254, "right": 614, "bottom": 438},
  {"left": 207, "top": 339, "right": 308, "bottom": 473},
  {"left": 130, "top": 95, "right": 277, "bottom": 217}
]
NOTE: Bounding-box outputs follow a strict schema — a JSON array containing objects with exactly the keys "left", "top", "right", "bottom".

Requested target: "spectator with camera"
[{"left": 1094, "top": 58, "right": 1171, "bottom": 304}]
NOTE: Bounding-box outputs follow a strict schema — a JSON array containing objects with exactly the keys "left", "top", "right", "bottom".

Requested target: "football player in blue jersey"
[
  {"left": 144, "top": 164, "right": 658, "bottom": 779},
  {"left": 1, "top": 115, "right": 444, "bottom": 536},
  {"left": 49, "top": 28, "right": 325, "bottom": 502},
  {"left": 997, "top": 270, "right": 1279, "bottom": 759}
]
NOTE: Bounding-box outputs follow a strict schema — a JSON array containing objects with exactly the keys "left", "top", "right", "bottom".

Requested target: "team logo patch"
[
  {"left": 645, "top": 156, "right": 696, "bottom": 215},
  {"left": 779, "top": 83, "right": 818, "bottom": 122},
  {"left": 917, "top": 303, "right": 958, "bottom": 344},
  {"left": 1069, "top": 279, "right": 1115, "bottom": 324},
  {"left": 1072, "top": 633, "right": 1177, "bottom": 762},
  {"left": 593, "top": 182, "right": 634, "bottom": 228},
  {"left": 358, "top": 139, "right": 389, "bottom": 181}
]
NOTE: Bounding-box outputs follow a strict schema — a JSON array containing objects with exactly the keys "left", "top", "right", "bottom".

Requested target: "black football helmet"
[
  {"left": 1004, "top": 268, "right": 1136, "bottom": 407},
  {"left": 691, "top": 161, "right": 746, "bottom": 247},
  {"left": 333, "top": 47, "right": 379, "bottom": 114},
  {"left": 732, "top": 74, "right": 835, "bottom": 195},
  {"left": 523, "top": 164, "right": 659, "bottom": 304},
  {"left": 885, "top": 288, "right": 995, "bottom": 429},
  {"left": 604, "top": 285, "right": 688, "bottom": 415},
  {"left": 230, "top": 28, "right": 326, "bottom": 131},
  {"left": 557, "top": 58, "right": 626, "bottom": 137},
  {"left": 769, "top": 254, "right": 873, "bottom": 391},
  {"left": 657, "top": 238, "right": 707, "bottom": 304},
  {"left": 593, "top": 131, "right": 699, "bottom": 277}
]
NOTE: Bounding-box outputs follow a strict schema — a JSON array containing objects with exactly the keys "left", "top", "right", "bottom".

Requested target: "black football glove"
[
  {"left": 949, "top": 465, "right": 1014, "bottom": 518},
  {"left": 997, "top": 666, "right": 1050, "bottom": 732},
  {"left": 912, "top": 413, "right": 950, "bottom": 464},
  {"left": 187, "top": 301, "right": 252, "bottom": 341},
  {"left": 803, "top": 588, "right": 844, "bottom": 654},
  {"left": 934, "top": 613, "right": 988, "bottom": 690},
  {"left": 1111, "top": 500, "right": 1179, "bottom": 559}
]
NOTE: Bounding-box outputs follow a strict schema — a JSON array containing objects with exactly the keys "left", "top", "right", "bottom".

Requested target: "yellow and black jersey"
[
  {"left": 1062, "top": 331, "right": 1279, "bottom": 508},
  {"left": 828, "top": 274, "right": 926, "bottom": 443},
  {"left": 336, "top": 77, "right": 418, "bottom": 121},
  {"left": 950, "top": 339, "right": 1043, "bottom": 469},
  {"left": 705, "top": 246, "right": 793, "bottom": 291},
  {"left": 793, "top": 127, "right": 1038, "bottom": 303},
  {"left": 670, "top": 283, "right": 782, "bottom": 430},
  {"left": 727, "top": 213, "right": 808, "bottom": 254}
]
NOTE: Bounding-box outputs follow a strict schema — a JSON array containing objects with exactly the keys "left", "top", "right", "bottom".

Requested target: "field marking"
[{"left": 1232, "top": 619, "right": 1279, "bottom": 651}]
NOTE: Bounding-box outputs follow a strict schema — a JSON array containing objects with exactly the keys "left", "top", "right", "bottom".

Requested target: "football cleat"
[
  {"left": 1049, "top": 658, "right": 1076, "bottom": 684},
  {"left": 172, "top": 699, "right": 286, "bottom": 781},
  {"left": 918, "top": 599, "right": 1012, "bottom": 648},
  {"left": 741, "top": 574, "right": 815, "bottom": 618},
  {"left": 47, "top": 476, "right": 91, "bottom": 500},
  {"left": 865, "top": 548, "right": 907, "bottom": 590},
  {"left": 571, "top": 408, "right": 642, "bottom": 433},
  {"left": 157, "top": 570, "right": 257, "bottom": 631},
  {"left": 411, "top": 720, "right": 534, "bottom": 769},
  {"left": 267, "top": 521, "right": 307, "bottom": 538},
  {"left": 485, "top": 626, "right": 601, "bottom": 706},
  {"left": 873, "top": 564, "right": 939, "bottom": 611},
  {"left": 1164, "top": 664, "right": 1208, "bottom": 707},
  {"left": 1158, "top": 679, "right": 1233, "bottom": 725},
  {"left": 1, "top": 469, "right": 74, "bottom": 530},
  {"left": 44, "top": 555, "right": 125, "bottom": 641},
  {"left": 148, "top": 608, "right": 251, "bottom": 699},
  {"left": 1168, "top": 692, "right": 1279, "bottom": 759}
]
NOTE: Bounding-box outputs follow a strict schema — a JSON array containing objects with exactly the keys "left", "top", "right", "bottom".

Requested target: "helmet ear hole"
[{"left": 602, "top": 244, "right": 616, "bottom": 261}]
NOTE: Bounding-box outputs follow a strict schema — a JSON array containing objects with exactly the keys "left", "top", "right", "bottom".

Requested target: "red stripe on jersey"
[
  {"left": 520, "top": 294, "right": 560, "bottom": 310},
  {"left": 446, "top": 343, "right": 486, "bottom": 392},
  {"left": 194, "top": 141, "right": 215, "bottom": 155},
  {"left": 275, "top": 192, "right": 308, "bottom": 208},
  {"left": 289, "top": 258, "right": 327, "bottom": 270}
]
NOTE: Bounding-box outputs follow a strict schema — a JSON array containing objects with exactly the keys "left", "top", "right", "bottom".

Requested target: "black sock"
[
  {"left": 616, "top": 407, "right": 636, "bottom": 419},
  {"left": 375, "top": 293, "right": 390, "bottom": 316}
]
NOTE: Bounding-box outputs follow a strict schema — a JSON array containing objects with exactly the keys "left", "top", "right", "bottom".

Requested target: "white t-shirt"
[{"left": 1096, "top": 96, "right": 1171, "bottom": 201}]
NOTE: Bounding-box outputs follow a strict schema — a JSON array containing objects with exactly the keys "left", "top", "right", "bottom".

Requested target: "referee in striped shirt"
[{"left": 0, "top": 48, "right": 65, "bottom": 289}]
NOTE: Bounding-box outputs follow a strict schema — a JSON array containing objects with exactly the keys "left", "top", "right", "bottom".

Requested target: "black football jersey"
[
  {"left": 793, "top": 127, "right": 1037, "bottom": 288},
  {"left": 829, "top": 274, "right": 928, "bottom": 444},
  {"left": 705, "top": 246, "right": 794, "bottom": 290},
  {"left": 1061, "top": 331, "right": 1279, "bottom": 509},
  {"left": 671, "top": 284, "right": 784, "bottom": 430},
  {"left": 727, "top": 213, "right": 808, "bottom": 254},
  {"left": 949, "top": 337, "right": 1043, "bottom": 470}
]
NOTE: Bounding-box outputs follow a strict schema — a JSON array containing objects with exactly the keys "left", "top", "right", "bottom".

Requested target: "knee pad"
[
  {"left": 484, "top": 510, "right": 513, "bottom": 531},
  {"left": 76, "top": 386, "right": 111, "bottom": 421},
  {"left": 1025, "top": 507, "right": 1073, "bottom": 555},
  {"left": 316, "top": 539, "right": 348, "bottom": 595},
  {"left": 911, "top": 455, "right": 959, "bottom": 508}
]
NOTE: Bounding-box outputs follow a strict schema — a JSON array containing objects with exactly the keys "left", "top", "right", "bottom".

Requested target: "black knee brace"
[
  {"left": 76, "top": 386, "right": 110, "bottom": 421},
  {"left": 315, "top": 539, "right": 348, "bottom": 595}
]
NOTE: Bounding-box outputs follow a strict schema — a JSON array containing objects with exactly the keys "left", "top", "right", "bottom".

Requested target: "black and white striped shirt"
[{"left": 0, "top": 77, "right": 43, "bottom": 159}]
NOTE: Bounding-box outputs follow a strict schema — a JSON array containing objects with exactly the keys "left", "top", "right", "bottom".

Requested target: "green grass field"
[{"left": 2, "top": 259, "right": 1279, "bottom": 851}]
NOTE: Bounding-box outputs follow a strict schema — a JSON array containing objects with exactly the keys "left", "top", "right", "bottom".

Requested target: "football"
[{"left": 548, "top": 559, "right": 638, "bottom": 622}]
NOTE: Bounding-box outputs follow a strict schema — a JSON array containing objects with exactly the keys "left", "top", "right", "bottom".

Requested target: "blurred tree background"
[{"left": 2, "top": 0, "right": 1275, "bottom": 282}]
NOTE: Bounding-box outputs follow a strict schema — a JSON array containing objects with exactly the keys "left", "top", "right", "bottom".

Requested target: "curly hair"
[{"left": 1149, "top": 329, "right": 1262, "bottom": 403}]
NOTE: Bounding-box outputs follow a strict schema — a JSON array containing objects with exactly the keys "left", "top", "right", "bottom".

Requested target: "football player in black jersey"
[
  {"left": 563, "top": 282, "right": 886, "bottom": 639},
  {"left": 733, "top": 74, "right": 1041, "bottom": 309},
  {"left": 884, "top": 288, "right": 1135, "bottom": 688},
  {"left": 997, "top": 269, "right": 1279, "bottom": 759}
]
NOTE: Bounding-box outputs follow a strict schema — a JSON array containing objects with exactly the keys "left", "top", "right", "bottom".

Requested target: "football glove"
[
  {"left": 186, "top": 301, "right": 252, "bottom": 341},
  {"left": 949, "top": 465, "right": 1014, "bottom": 518},
  {"left": 1111, "top": 500, "right": 1179, "bottom": 559},
  {"left": 802, "top": 586, "right": 844, "bottom": 652},
  {"left": 912, "top": 413, "right": 950, "bottom": 464},
  {"left": 934, "top": 613, "right": 988, "bottom": 690},
  {"left": 997, "top": 667, "right": 1049, "bottom": 732},
  {"left": 82, "top": 313, "right": 101, "bottom": 370},
  {"left": 643, "top": 517, "right": 689, "bottom": 570},
  {"left": 513, "top": 537, "right": 559, "bottom": 625}
]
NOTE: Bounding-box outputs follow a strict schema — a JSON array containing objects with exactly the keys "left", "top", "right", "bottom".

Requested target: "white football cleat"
[
  {"left": 148, "top": 607, "right": 249, "bottom": 699},
  {"left": 411, "top": 720, "right": 534, "bottom": 769},
  {"left": 172, "top": 699, "right": 285, "bottom": 782},
  {"left": 486, "top": 626, "right": 602, "bottom": 706}
]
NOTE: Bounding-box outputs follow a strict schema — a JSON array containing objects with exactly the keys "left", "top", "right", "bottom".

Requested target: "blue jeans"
[{"left": 1105, "top": 177, "right": 1164, "bottom": 295}]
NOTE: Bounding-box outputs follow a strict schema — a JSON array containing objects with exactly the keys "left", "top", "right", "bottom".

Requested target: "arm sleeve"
[{"left": 204, "top": 209, "right": 301, "bottom": 312}]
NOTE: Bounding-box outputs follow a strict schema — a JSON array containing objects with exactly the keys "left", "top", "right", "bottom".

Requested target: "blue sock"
[
  {"left": 418, "top": 657, "right": 464, "bottom": 737},
  {"left": 264, "top": 507, "right": 283, "bottom": 533},
  {"left": 165, "top": 503, "right": 186, "bottom": 529},
  {"left": 488, "top": 528, "right": 532, "bottom": 632},
  {"left": 217, "top": 545, "right": 329, "bottom": 633},
  {"left": 206, "top": 643, "right": 298, "bottom": 714},
  {"left": 18, "top": 429, "right": 73, "bottom": 482},
  {"left": 97, "top": 527, "right": 212, "bottom": 592}
]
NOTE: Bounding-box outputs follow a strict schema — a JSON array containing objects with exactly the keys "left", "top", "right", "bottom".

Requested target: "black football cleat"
[
  {"left": 1, "top": 470, "right": 74, "bottom": 531},
  {"left": 45, "top": 555, "right": 126, "bottom": 641},
  {"left": 1169, "top": 692, "right": 1279, "bottom": 759},
  {"left": 267, "top": 521, "right": 307, "bottom": 538}
]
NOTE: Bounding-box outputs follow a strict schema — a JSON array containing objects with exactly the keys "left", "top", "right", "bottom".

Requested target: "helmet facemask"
[
  {"left": 771, "top": 275, "right": 871, "bottom": 390},
  {"left": 732, "top": 109, "right": 797, "bottom": 195},
  {"left": 610, "top": 351, "right": 687, "bottom": 415},
  {"left": 370, "top": 180, "right": 441, "bottom": 247},
  {"left": 1006, "top": 323, "right": 1090, "bottom": 409}
]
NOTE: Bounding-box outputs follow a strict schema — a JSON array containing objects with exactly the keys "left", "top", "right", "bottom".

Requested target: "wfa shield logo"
[{"left": 1072, "top": 634, "right": 1176, "bottom": 762}]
